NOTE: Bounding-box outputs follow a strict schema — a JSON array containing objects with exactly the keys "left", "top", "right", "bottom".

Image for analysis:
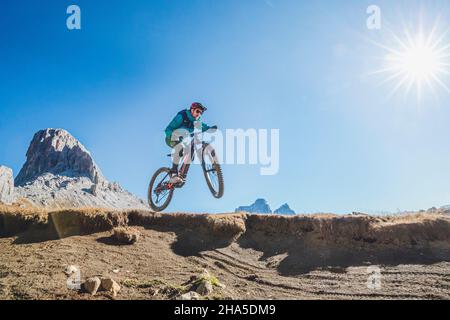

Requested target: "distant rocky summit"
[
  {"left": 15, "top": 129, "right": 106, "bottom": 187},
  {"left": 236, "top": 199, "right": 272, "bottom": 214},
  {"left": 235, "top": 199, "right": 296, "bottom": 215},
  {"left": 274, "top": 203, "right": 295, "bottom": 215},
  {"left": 13, "top": 128, "right": 147, "bottom": 209}
]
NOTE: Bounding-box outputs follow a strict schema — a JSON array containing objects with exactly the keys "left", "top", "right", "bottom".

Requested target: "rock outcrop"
[
  {"left": 14, "top": 129, "right": 147, "bottom": 210},
  {"left": 15, "top": 129, "right": 105, "bottom": 186},
  {"left": 0, "top": 166, "right": 14, "bottom": 205},
  {"left": 235, "top": 198, "right": 272, "bottom": 214},
  {"left": 274, "top": 203, "right": 296, "bottom": 215}
]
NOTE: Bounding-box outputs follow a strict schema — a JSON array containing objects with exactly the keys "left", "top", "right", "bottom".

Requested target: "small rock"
[
  {"left": 196, "top": 279, "right": 213, "bottom": 296},
  {"left": 112, "top": 269, "right": 120, "bottom": 274},
  {"left": 149, "top": 288, "right": 159, "bottom": 296},
  {"left": 201, "top": 269, "right": 210, "bottom": 277},
  {"left": 83, "top": 277, "right": 101, "bottom": 295},
  {"left": 176, "top": 291, "right": 201, "bottom": 300},
  {"left": 101, "top": 277, "right": 121, "bottom": 297}
]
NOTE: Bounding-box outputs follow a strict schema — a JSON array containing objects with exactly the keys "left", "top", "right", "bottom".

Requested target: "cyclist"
[{"left": 165, "top": 102, "right": 217, "bottom": 185}]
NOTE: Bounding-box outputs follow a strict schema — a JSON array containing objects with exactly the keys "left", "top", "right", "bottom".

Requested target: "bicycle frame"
[{"left": 177, "top": 133, "right": 204, "bottom": 180}]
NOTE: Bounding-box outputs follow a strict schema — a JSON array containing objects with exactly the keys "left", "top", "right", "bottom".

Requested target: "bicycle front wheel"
[{"left": 201, "top": 143, "right": 224, "bottom": 199}]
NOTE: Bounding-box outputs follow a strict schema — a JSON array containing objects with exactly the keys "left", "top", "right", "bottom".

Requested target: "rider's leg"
[
  {"left": 166, "top": 136, "right": 184, "bottom": 184},
  {"left": 170, "top": 163, "right": 178, "bottom": 174},
  {"left": 166, "top": 136, "right": 180, "bottom": 172}
]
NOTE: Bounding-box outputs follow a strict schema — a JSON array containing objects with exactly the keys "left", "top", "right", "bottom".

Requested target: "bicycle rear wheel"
[
  {"left": 202, "top": 143, "right": 224, "bottom": 198},
  {"left": 148, "top": 167, "right": 174, "bottom": 212}
]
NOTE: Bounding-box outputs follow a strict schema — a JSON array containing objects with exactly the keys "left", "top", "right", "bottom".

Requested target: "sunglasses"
[{"left": 193, "top": 108, "right": 204, "bottom": 115}]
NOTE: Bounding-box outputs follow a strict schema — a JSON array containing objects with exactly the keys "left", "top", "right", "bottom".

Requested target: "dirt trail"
[{"left": 1, "top": 207, "right": 450, "bottom": 300}]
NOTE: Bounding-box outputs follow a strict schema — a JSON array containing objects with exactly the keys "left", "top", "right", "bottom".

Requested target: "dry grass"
[
  {"left": 0, "top": 204, "right": 48, "bottom": 236},
  {"left": 206, "top": 213, "right": 247, "bottom": 235},
  {"left": 0, "top": 205, "right": 129, "bottom": 238},
  {"left": 49, "top": 208, "right": 129, "bottom": 238}
]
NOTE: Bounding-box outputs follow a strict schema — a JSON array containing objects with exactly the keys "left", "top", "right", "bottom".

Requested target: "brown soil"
[{"left": 1, "top": 206, "right": 450, "bottom": 300}]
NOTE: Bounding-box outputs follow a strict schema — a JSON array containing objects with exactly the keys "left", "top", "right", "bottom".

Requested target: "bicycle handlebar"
[{"left": 185, "top": 128, "right": 217, "bottom": 139}]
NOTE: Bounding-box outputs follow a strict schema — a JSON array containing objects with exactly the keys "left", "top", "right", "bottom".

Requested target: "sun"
[
  {"left": 400, "top": 39, "right": 440, "bottom": 79},
  {"left": 372, "top": 22, "right": 450, "bottom": 101}
]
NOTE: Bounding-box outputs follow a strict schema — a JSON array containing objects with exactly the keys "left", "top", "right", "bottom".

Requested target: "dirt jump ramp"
[{"left": 2, "top": 206, "right": 450, "bottom": 274}]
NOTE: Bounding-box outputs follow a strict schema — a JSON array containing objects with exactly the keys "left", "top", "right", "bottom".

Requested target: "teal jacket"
[{"left": 165, "top": 109, "right": 211, "bottom": 141}]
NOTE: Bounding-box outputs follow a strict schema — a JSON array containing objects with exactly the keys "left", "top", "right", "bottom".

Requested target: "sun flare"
[{"left": 372, "top": 22, "right": 450, "bottom": 101}]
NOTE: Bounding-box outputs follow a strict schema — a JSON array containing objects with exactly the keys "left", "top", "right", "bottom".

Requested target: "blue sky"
[{"left": 2, "top": 0, "right": 450, "bottom": 214}]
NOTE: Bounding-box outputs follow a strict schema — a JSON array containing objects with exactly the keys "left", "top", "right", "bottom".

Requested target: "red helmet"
[{"left": 190, "top": 102, "right": 207, "bottom": 111}]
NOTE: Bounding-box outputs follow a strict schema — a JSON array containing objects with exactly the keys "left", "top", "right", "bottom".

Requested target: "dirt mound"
[
  {"left": 2, "top": 206, "right": 450, "bottom": 273},
  {"left": 129, "top": 211, "right": 247, "bottom": 255},
  {"left": 241, "top": 213, "right": 450, "bottom": 245},
  {"left": 239, "top": 213, "right": 450, "bottom": 274}
]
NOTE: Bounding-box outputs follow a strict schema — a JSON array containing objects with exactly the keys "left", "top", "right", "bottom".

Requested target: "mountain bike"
[{"left": 148, "top": 132, "right": 224, "bottom": 212}]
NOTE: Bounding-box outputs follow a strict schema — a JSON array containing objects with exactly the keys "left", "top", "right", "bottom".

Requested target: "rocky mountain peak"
[
  {"left": 274, "top": 203, "right": 295, "bottom": 215},
  {"left": 12, "top": 128, "right": 146, "bottom": 210},
  {"left": 235, "top": 198, "right": 272, "bottom": 214},
  {"left": 15, "top": 128, "right": 105, "bottom": 186},
  {"left": 235, "top": 199, "right": 296, "bottom": 215}
]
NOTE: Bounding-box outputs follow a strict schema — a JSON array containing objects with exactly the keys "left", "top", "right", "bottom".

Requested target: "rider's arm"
[
  {"left": 165, "top": 114, "right": 183, "bottom": 139},
  {"left": 201, "top": 122, "right": 218, "bottom": 132},
  {"left": 201, "top": 122, "right": 211, "bottom": 132}
]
